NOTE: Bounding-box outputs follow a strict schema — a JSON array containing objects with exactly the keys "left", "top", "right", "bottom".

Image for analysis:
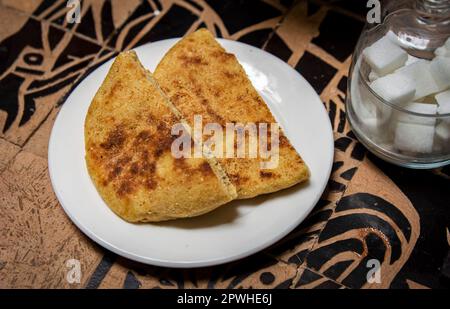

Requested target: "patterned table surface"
[{"left": 0, "top": 0, "right": 449, "bottom": 289}]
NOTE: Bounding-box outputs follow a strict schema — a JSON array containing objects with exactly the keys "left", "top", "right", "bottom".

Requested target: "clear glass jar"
[{"left": 346, "top": 0, "right": 450, "bottom": 168}]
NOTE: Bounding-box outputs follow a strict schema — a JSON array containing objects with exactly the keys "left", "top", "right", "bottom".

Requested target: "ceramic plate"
[{"left": 48, "top": 39, "right": 334, "bottom": 268}]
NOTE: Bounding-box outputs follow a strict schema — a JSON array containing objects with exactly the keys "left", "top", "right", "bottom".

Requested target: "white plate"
[{"left": 48, "top": 39, "right": 334, "bottom": 268}]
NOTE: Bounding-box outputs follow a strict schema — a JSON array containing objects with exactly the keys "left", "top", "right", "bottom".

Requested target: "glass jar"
[{"left": 346, "top": 0, "right": 450, "bottom": 168}]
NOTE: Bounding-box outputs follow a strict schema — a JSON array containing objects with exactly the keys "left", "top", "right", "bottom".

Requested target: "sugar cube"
[
  {"left": 353, "top": 98, "right": 376, "bottom": 119},
  {"left": 394, "top": 122, "right": 435, "bottom": 153},
  {"left": 395, "top": 102, "right": 437, "bottom": 126},
  {"left": 368, "top": 71, "right": 379, "bottom": 82},
  {"left": 359, "top": 117, "right": 379, "bottom": 137},
  {"left": 370, "top": 73, "right": 415, "bottom": 105},
  {"left": 435, "top": 46, "right": 450, "bottom": 58},
  {"left": 445, "top": 37, "right": 450, "bottom": 50},
  {"left": 363, "top": 36, "right": 408, "bottom": 76},
  {"left": 373, "top": 119, "right": 395, "bottom": 143},
  {"left": 358, "top": 116, "right": 393, "bottom": 144},
  {"left": 435, "top": 122, "right": 450, "bottom": 152},
  {"left": 351, "top": 74, "right": 377, "bottom": 117},
  {"left": 435, "top": 121, "right": 450, "bottom": 141},
  {"left": 436, "top": 89, "right": 450, "bottom": 115},
  {"left": 405, "top": 54, "right": 421, "bottom": 65},
  {"left": 377, "top": 101, "right": 393, "bottom": 124},
  {"left": 352, "top": 90, "right": 378, "bottom": 124},
  {"left": 363, "top": 117, "right": 378, "bottom": 130},
  {"left": 436, "top": 90, "right": 450, "bottom": 127},
  {"left": 396, "top": 60, "right": 440, "bottom": 100},
  {"left": 385, "top": 30, "right": 399, "bottom": 43},
  {"left": 430, "top": 57, "right": 450, "bottom": 91}
]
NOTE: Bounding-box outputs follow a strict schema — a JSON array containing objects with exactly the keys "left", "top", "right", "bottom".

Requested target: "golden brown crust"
[
  {"left": 154, "top": 29, "right": 310, "bottom": 199},
  {"left": 85, "top": 51, "right": 236, "bottom": 222}
]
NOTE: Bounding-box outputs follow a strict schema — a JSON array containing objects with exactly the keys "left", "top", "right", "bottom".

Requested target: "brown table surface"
[{"left": 0, "top": 0, "right": 449, "bottom": 289}]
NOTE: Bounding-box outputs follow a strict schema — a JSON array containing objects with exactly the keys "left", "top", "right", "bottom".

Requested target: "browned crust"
[
  {"left": 84, "top": 51, "right": 236, "bottom": 222},
  {"left": 154, "top": 29, "right": 310, "bottom": 199}
]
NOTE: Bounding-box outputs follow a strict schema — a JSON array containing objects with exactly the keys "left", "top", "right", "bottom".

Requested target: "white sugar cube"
[
  {"left": 370, "top": 73, "right": 415, "bottom": 105},
  {"left": 430, "top": 57, "right": 450, "bottom": 91},
  {"left": 433, "top": 38, "right": 450, "bottom": 58},
  {"left": 385, "top": 30, "right": 399, "bottom": 43},
  {"left": 436, "top": 122, "right": 450, "bottom": 141},
  {"left": 436, "top": 89, "right": 450, "bottom": 115},
  {"left": 436, "top": 90, "right": 450, "bottom": 126},
  {"left": 394, "top": 122, "right": 435, "bottom": 153},
  {"left": 396, "top": 60, "right": 440, "bottom": 100},
  {"left": 359, "top": 116, "right": 393, "bottom": 143},
  {"left": 435, "top": 122, "right": 450, "bottom": 152},
  {"left": 445, "top": 37, "right": 450, "bottom": 50},
  {"left": 368, "top": 71, "right": 379, "bottom": 82},
  {"left": 352, "top": 91, "right": 378, "bottom": 123},
  {"left": 404, "top": 102, "right": 438, "bottom": 114},
  {"left": 377, "top": 102, "right": 393, "bottom": 124},
  {"left": 363, "top": 36, "right": 408, "bottom": 76},
  {"left": 351, "top": 78, "right": 390, "bottom": 140},
  {"left": 351, "top": 74, "right": 377, "bottom": 119},
  {"left": 395, "top": 102, "right": 437, "bottom": 126},
  {"left": 396, "top": 58, "right": 429, "bottom": 72},
  {"left": 353, "top": 99, "right": 376, "bottom": 119},
  {"left": 359, "top": 117, "right": 380, "bottom": 138},
  {"left": 435, "top": 46, "right": 450, "bottom": 58},
  {"left": 368, "top": 121, "right": 393, "bottom": 144},
  {"left": 405, "top": 54, "right": 421, "bottom": 65},
  {"left": 363, "top": 117, "right": 378, "bottom": 131}
]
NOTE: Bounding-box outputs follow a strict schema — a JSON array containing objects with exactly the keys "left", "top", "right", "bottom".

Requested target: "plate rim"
[{"left": 48, "top": 38, "right": 334, "bottom": 268}]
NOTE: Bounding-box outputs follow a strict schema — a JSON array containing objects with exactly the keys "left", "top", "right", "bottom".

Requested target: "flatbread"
[
  {"left": 84, "top": 51, "right": 236, "bottom": 222},
  {"left": 154, "top": 29, "right": 310, "bottom": 199}
]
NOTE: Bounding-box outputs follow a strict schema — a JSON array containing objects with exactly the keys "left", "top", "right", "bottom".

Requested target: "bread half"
[
  {"left": 84, "top": 51, "right": 236, "bottom": 222},
  {"left": 154, "top": 29, "right": 310, "bottom": 199}
]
